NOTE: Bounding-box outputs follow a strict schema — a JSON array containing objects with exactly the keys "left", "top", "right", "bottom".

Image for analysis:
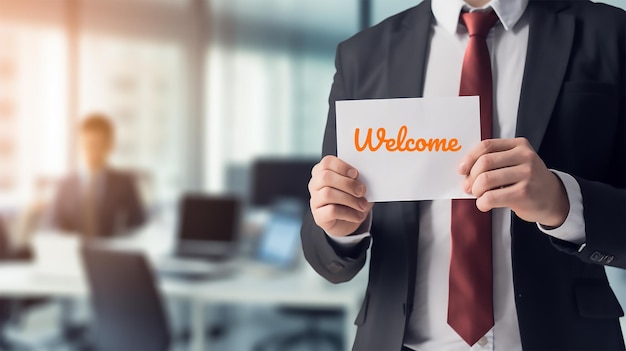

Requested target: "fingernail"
[
  {"left": 458, "top": 164, "right": 467, "bottom": 175},
  {"left": 355, "top": 184, "right": 364, "bottom": 196},
  {"left": 359, "top": 198, "right": 368, "bottom": 210},
  {"left": 347, "top": 169, "right": 358, "bottom": 178},
  {"left": 463, "top": 180, "right": 471, "bottom": 194}
]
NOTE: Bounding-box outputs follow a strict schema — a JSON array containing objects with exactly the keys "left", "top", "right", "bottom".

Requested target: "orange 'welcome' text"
[{"left": 355, "top": 125, "right": 462, "bottom": 152}]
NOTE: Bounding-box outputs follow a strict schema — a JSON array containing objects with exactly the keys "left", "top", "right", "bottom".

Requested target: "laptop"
[
  {"left": 256, "top": 210, "right": 302, "bottom": 269},
  {"left": 157, "top": 194, "right": 241, "bottom": 279}
]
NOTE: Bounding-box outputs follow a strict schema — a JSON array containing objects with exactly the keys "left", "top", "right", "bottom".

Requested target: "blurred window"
[
  {"left": 0, "top": 25, "right": 68, "bottom": 206},
  {"left": 0, "top": 0, "right": 623, "bottom": 206},
  {"left": 372, "top": 0, "right": 424, "bottom": 25},
  {"left": 79, "top": 35, "right": 188, "bottom": 204},
  {"left": 204, "top": 0, "right": 359, "bottom": 193}
]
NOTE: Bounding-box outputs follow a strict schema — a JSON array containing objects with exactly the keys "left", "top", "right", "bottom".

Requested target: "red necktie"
[{"left": 448, "top": 10, "right": 499, "bottom": 346}]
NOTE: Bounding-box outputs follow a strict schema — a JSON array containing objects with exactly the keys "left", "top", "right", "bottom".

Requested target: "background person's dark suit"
[
  {"left": 52, "top": 169, "right": 146, "bottom": 238},
  {"left": 301, "top": 1, "right": 626, "bottom": 350}
]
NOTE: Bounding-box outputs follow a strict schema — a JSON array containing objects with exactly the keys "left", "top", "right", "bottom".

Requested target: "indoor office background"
[{"left": 0, "top": 0, "right": 625, "bottom": 350}]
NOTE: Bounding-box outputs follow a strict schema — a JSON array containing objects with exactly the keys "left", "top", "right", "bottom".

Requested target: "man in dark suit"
[
  {"left": 301, "top": 0, "right": 625, "bottom": 350},
  {"left": 51, "top": 114, "right": 146, "bottom": 238}
]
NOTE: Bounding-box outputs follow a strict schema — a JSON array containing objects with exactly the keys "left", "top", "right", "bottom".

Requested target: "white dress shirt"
[{"left": 327, "top": 0, "right": 587, "bottom": 350}]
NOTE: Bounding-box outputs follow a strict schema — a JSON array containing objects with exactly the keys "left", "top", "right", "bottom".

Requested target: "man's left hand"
[{"left": 459, "top": 138, "right": 569, "bottom": 228}]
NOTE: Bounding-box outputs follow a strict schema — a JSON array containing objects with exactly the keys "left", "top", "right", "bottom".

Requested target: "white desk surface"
[
  {"left": 0, "top": 262, "right": 366, "bottom": 351},
  {"left": 0, "top": 262, "right": 198, "bottom": 299},
  {"left": 0, "top": 262, "right": 365, "bottom": 304}
]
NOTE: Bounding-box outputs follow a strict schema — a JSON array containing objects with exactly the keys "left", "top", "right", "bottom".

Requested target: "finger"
[
  {"left": 458, "top": 138, "right": 523, "bottom": 175},
  {"left": 309, "top": 169, "right": 365, "bottom": 198},
  {"left": 311, "top": 186, "right": 369, "bottom": 212},
  {"left": 315, "top": 204, "right": 367, "bottom": 225},
  {"left": 313, "top": 155, "right": 358, "bottom": 179},
  {"left": 475, "top": 183, "right": 522, "bottom": 212},
  {"left": 469, "top": 164, "right": 528, "bottom": 197},
  {"left": 464, "top": 149, "right": 528, "bottom": 192}
]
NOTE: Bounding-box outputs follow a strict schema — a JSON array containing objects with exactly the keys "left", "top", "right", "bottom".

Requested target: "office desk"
[
  {"left": 0, "top": 262, "right": 366, "bottom": 351},
  {"left": 0, "top": 263, "right": 195, "bottom": 299},
  {"left": 189, "top": 269, "right": 364, "bottom": 351}
]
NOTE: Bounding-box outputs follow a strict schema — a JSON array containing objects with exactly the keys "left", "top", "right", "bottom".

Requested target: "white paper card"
[{"left": 336, "top": 96, "right": 481, "bottom": 202}]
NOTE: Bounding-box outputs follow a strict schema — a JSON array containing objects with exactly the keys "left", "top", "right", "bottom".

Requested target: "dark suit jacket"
[
  {"left": 52, "top": 169, "right": 147, "bottom": 238},
  {"left": 0, "top": 217, "right": 8, "bottom": 260},
  {"left": 301, "top": 1, "right": 626, "bottom": 350}
]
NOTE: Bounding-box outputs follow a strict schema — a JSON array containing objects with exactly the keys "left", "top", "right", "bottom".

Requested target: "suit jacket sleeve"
[
  {"left": 552, "top": 131, "right": 626, "bottom": 269},
  {"left": 123, "top": 174, "right": 147, "bottom": 232},
  {"left": 551, "top": 68, "right": 626, "bottom": 270},
  {"left": 301, "top": 43, "right": 371, "bottom": 284}
]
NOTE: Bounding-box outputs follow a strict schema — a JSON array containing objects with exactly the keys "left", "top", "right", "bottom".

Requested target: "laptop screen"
[
  {"left": 257, "top": 212, "right": 302, "bottom": 267},
  {"left": 178, "top": 195, "right": 240, "bottom": 243}
]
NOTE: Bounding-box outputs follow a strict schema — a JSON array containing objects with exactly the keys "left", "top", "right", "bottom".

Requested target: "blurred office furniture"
[
  {"left": 251, "top": 158, "right": 318, "bottom": 208},
  {"left": 254, "top": 209, "right": 302, "bottom": 270},
  {"left": 0, "top": 225, "right": 365, "bottom": 351},
  {"left": 250, "top": 158, "right": 344, "bottom": 351},
  {"left": 156, "top": 194, "right": 241, "bottom": 279},
  {"left": 0, "top": 216, "right": 42, "bottom": 351},
  {"left": 82, "top": 247, "right": 171, "bottom": 351},
  {"left": 173, "top": 194, "right": 241, "bottom": 259},
  {"left": 49, "top": 170, "right": 148, "bottom": 347},
  {"left": 252, "top": 210, "right": 343, "bottom": 351},
  {"left": 157, "top": 193, "right": 241, "bottom": 342},
  {"left": 189, "top": 270, "right": 362, "bottom": 351},
  {"left": 51, "top": 169, "right": 146, "bottom": 238},
  {"left": 0, "top": 217, "right": 12, "bottom": 349},
  {"left": 253, "top": 308, "right": 343, "bottom": 351}
]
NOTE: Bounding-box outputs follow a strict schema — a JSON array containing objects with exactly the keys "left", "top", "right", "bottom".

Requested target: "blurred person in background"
[
  {"left": 47, "top": 114, "right": 148, "bottom": 349},
  {"left": 51, "top": 113, "right": 146, "bottom": 239}
]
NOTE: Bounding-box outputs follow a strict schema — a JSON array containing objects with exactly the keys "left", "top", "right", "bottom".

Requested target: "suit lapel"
[
  {"left": 384, "top": 1, "right": 433, "bottom": 317},
  {"left": 515, "top": 2, "right": 575, "bottom": 151},
  {"left": 385, "top": 2, "right": 432, "bottom": 231},
  {"left": 387, "top": 0, "right": 433, "bottom": 99}
]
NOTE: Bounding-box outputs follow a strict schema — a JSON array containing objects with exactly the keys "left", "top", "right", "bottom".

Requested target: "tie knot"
[{"left": 461, "top": 10, "right": 499, "bottom": 38}]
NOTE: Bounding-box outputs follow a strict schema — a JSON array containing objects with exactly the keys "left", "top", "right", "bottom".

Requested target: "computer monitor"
[
  {"left": 175, "top": 194, "right": 241, "bottom": 258},
  {"left": 251, "top": 158, "right": 318, "bottom": 207}
]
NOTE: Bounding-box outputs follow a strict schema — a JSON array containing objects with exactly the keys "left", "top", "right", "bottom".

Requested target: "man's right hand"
[{"left": 308, "top": 155, "right": 373, "bottom": 237}]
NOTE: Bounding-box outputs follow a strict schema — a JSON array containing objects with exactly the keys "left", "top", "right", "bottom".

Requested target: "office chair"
[{"left": 81, "top": 247, "right": 171, "bottom": 351}]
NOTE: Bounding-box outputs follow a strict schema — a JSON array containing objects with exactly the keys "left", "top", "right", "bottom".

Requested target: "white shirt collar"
[{"left": 431, "top": 0, "right": 529, "bottom": 34}]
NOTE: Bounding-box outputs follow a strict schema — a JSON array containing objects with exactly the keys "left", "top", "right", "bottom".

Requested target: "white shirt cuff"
[
  {"left": 325, "top": 211, "right": 372, "bottom": 247},
  {"left": 537, "top": 170, "right": 586, "bottom": 245}
]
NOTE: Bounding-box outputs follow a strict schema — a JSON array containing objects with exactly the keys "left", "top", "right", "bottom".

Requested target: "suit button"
[
  {"left": 590, "top": 251, "right": 603, "bottom": 262},
  {"left": 477, "top": 336, "right": 488, "bottom": 347},
  {"left": 590, "top": 251, "right": 614, "bottom": 264}
]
